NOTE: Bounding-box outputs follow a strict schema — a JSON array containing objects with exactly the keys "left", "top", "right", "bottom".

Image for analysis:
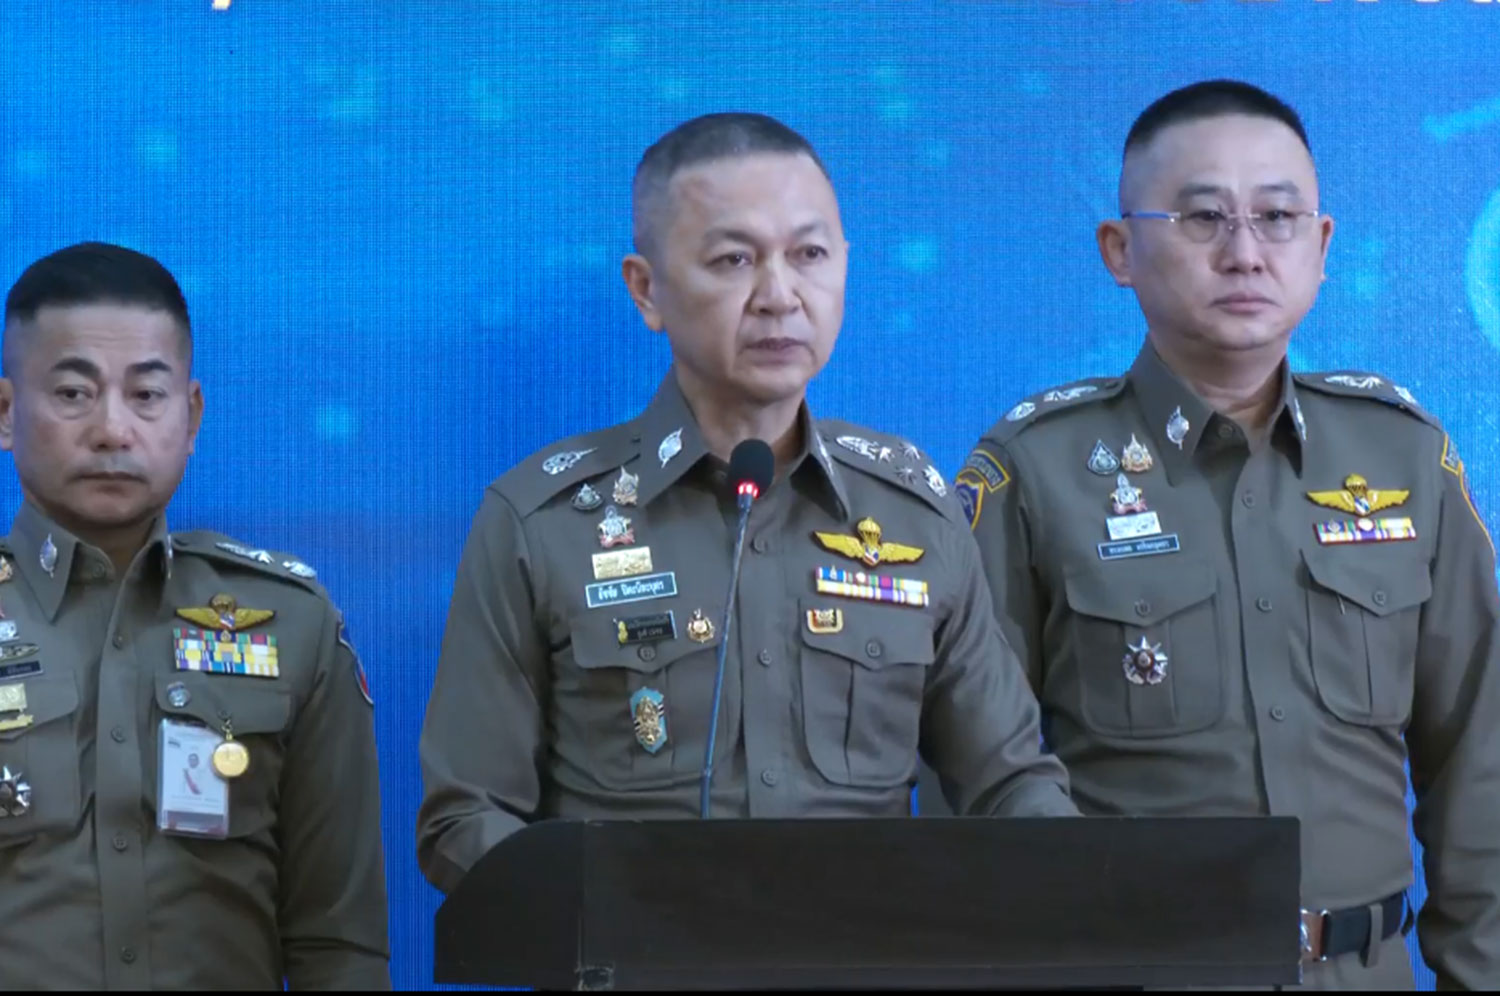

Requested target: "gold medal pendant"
[{"left": 211, "top": 724, "right": 250, "bottom": 779}]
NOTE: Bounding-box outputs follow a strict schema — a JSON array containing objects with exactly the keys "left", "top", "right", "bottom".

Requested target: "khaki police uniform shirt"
[
  {"left": 0, "top": 502, "right": 390, "bottom": 990},
  {"left": 962, "top": 341, "right": 1500, "bottom": 989},
  {"left": 416, "top": 370, "right": 1076, "bottom": 894}
]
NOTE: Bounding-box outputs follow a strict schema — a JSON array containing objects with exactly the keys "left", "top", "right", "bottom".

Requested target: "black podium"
[{"left": 434, "top": 816, "right": 1301, "bottom": 990}]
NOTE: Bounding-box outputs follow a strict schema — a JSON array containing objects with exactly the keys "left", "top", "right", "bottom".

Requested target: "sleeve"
[
  {"left": 918, "top": 520, "right": 1077, "bottom": 818},
  {"left": 960, "top": 440, "right": 1048, "bottom": 691},
  {"left": 1409, "top": 445, "right": 1500, "bottom": 990},
  {"left": 277, "top": 600, "right": 392, "bottom": 990},
  {"left": 416, "top": 489, "right": 549, "bottom": 895}
]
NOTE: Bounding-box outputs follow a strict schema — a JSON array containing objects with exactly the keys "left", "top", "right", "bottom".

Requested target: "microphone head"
[{"left": 728, "top": 438, "right": 775, "bottom": 499}]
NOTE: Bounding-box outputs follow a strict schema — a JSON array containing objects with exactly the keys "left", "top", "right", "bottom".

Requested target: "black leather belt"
[{"left": 1299, "top": 891, "right": 1407, "bottom": 964}]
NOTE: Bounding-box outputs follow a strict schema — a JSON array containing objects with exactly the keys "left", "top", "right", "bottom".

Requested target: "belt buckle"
[{"left": 1299, "top": 908, "right": 1330, "bottom": 964}]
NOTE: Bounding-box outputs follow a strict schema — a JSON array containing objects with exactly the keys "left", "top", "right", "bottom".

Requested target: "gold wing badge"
[
  {"left": 176, "top": 593, "right": 276, "bottom": 632},
  {"left": 1306, "top": 474, "right": 1410, "bottom": 517},
  {"left": 813, "top": 517, "right": 925, "bottom": 568}
]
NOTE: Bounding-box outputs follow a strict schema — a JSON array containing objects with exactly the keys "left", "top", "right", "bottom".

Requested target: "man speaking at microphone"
[{"left": 415, "top": 112, "right": 1077, "bottom": 895}]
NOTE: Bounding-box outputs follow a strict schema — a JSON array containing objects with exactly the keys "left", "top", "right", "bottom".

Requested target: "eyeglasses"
[{"left": 1122, "top": 208, "right": 1322, "bottom": 245}]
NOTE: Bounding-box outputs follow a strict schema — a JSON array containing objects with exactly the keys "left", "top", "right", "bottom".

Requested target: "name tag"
[
  {"left": 585, "top": 571, "right": 678, "bottom": 609},
  {"left": 1098, "top": 534, "right": 1181, "bottom": 561}
]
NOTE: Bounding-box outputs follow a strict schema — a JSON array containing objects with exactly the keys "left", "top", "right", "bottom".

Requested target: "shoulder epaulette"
[
  {"left": 1295, "top": 371, "right": 1442, "bottom": 430},
  {"left": 171, "top": 531, "right": 326, "bottom": 596},
  {"left": 492, "top": 421, "right": 639, "bottom": 518},
  {"left": 817, "top": 418, "right": 966, "bottom": 527},
  {"left": 986, "top": 375, "right": 1126, "bottom": 443}
]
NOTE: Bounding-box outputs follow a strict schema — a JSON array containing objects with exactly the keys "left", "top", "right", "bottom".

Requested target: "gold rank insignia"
[
  {"left": 686, "top": 609, "right": 716, "bottom": 644},
  {"left": 806, "top": 607, "right": 844, "bottom": 634},
  {"left": 813, "top": 517, "right": 925, "bottom": 568},
  {"left": 0, "top": 682, "right": 32, "bottom": 733},
  {"left": 1306, "top": 474, "right": 1409, "bottom": 518},
  {"left": 0, "top": 556, "right": 13, "bottom": 584},
  {"left": 176, "top": 594, "right": 275, "bottom": 633}
]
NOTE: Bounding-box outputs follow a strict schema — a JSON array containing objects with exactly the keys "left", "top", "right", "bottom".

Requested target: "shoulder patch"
[
  {"left": 338, "top": 612, "right": 374, "bottom": 706},
  {"left": 955, "top": 446, "right": 1012, "bottom": 531},
  {"left": 1442, "top": 434, "right": 1496, "bottom": 557},
  {"left": 987, "top": 376, "right": 1125, "bottom": 443},
  {"left": 818, "top": 418, "right": 967, "bottom": 528},
  {"left": 493, "top": 421, "right": 638, "bottom": 518},
  {"left": 171, "top": 532, "right": 326, "bottom": 595},
  {"left": 1295, "top": 371, "right": 1441, "bottom": 430}
]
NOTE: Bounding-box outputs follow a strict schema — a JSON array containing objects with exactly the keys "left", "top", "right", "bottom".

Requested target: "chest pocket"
[
  {"left": 0, "top": 674, "right": 81, "bottom": 847},
  {"left": 1060, "top": 560, "right": 1225, "bottom": 738},
  {"left": 563, "top": 611, "right": 722, "bottom": 790},
  {"left": 799, "top": 597, "right": 935, "bottom": 789},
  {"left": 1304, "top": 552, "right": 1431, "bottom": 728},
  {"left": 149, "top": 672, "right": 293, "bottom": 838}
]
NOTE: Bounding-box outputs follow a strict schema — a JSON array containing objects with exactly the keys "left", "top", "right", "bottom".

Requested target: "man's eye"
[{"left": 712, "top": 252, "right": 751, "bottom": 268}]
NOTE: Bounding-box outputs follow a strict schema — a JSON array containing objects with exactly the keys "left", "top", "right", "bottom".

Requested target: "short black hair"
[
  {"left": 631, "top": 112, "right": 830, "bottom": 256},
  {"left": 1124, "top": 79, "right": 1310, "bottom": 158},
  {"left": 3, "top": 242, "right": 191, "bottom": 376}
]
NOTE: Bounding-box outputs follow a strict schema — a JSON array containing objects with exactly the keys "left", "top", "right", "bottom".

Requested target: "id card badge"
[{"left": 157, "top": 718, "right": 230, "bottom": 839}]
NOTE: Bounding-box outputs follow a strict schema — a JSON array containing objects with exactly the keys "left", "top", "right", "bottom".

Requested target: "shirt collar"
[
  {"left": 1127, "top": 339, "right": 1306, "bottom": 484},
  {"left": 5, "top": 500, "right": 173, "bottom": 622},
  {"left": 632, "top": 369, "right": 851, "bottom": 519}
]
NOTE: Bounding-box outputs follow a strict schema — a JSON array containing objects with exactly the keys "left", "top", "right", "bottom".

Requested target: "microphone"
[{"left": 700, "top": 438, "right": 775, "bottom": 818}]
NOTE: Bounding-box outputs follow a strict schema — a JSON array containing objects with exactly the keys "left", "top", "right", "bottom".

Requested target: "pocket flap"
[
  {"left": 1064, "top": 560, "right": 1217, "bottom": 626},
  {"left": 797, "top": 597, "right": 935, "bottom": 670},
  {"left": 0, "top": 674, "right": 78, "bottom": 741},
  {"left": 569, "top": 608, "right": 717, "bottom": 675},
  {"left": 1303, "top": 552, "right": 1432, "bottom": 617},
  {"left": 154, "top": 672, "right": 291, "bottom": 734}
]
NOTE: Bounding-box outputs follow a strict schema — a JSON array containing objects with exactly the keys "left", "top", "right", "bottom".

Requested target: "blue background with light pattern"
[{"left": 2, "top": 1, "right": 1498, "bottom": 989}]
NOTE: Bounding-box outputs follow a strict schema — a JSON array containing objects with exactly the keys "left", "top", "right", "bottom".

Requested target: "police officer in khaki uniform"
[
  {"left": 960, "top": 81, "right": 1500, "bottom": 989},
  {"left": 0, "top": 243, "right": 390, "bottom": 989},
  {"left": 416, "top": 112, "right": 1076, "bottom": 894}
]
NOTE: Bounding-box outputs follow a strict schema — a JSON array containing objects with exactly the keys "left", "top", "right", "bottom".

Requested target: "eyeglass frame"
[{"left": 1120, "top": 208, "right": 1326, "bottom": 244}]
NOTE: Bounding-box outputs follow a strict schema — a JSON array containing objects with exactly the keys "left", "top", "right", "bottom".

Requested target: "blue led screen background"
[{"left": 3, "top": 2, "right": 1498, "bottom": 988}]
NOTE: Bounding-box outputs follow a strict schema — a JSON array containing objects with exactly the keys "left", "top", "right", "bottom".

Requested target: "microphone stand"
[{"left": 700, "top": 482, "right": 757, "bottom": 818}]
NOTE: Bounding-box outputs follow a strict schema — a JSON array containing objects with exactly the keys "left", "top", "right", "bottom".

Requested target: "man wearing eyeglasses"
[{"left": 958, "top": 79, "right": 1500, "bottom": 989}]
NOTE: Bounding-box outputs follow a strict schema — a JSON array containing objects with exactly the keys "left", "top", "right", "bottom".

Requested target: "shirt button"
[
  {"left": 110, "top": 726, "right": 127, "bottom": 744},
  {"left": 217, "top": 708, "right": 232, "bottom": 721},
  {"left": 760, "top": 769, "right": 781, "bottom": 787},
  {"left": 111, "top": 634, "right": 126, "bottom": 649},
  {"left": 865, "top": 640, "right": 883, "bottom": 659},
  {"left": 1270, "top": 706, "right": 1286, "bottom": 722},
  {"left": 636, "top": 645, "right": 656, "bottom": 663},
  {"left": 1372, "top": 590, "right": 1387, "bottom": 607},
  {"left": 751, "top": 536, "right": 769, "bottom": 554},
  {"left": 1217, "top": 423, "right": 1235, "bottom": 439},
  {"left": 1256, "top": 597, "right": 1273, "bottom": 613},
  {"left": 757, "top": 649, "right": 773, "bottom": 666},
  {"left": 112, "top": 832, "right": 128, "bottom": 852},
  {"left": 1134, "top": 600, "right": 1151, "bottom": 618},
  {"left": 120, "top": 947, "right": 137, "bottom": 964},
  {"left": 1241, "top": 492, "right": 1256, "bottom": 508}
]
